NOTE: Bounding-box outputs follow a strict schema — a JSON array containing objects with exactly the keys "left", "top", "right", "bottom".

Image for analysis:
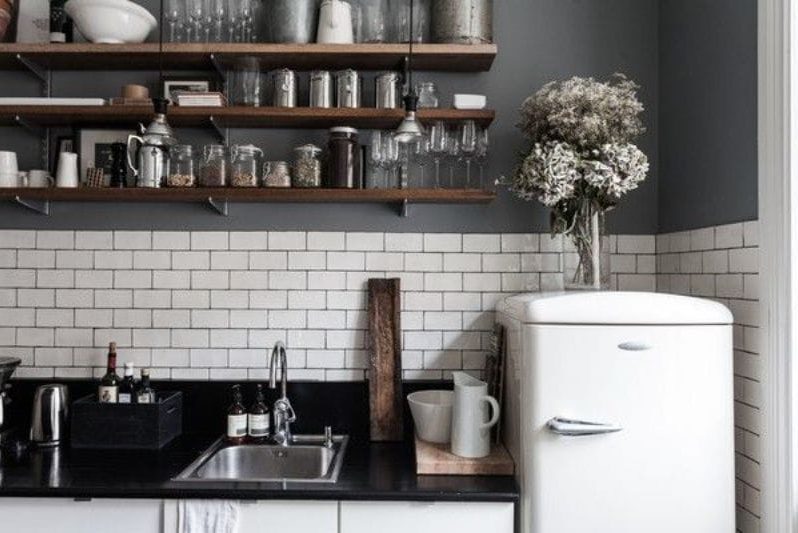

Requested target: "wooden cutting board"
[{"left": 415, "top": 437, "right": 515, "bottom": 476}]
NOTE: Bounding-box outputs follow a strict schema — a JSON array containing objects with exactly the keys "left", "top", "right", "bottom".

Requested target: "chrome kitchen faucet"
[{"left": 269, "top": 341, "right": 296, "bottom": 446}]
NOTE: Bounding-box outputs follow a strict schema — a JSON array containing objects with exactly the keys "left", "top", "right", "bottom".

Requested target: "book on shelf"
[{"left": 173, "top": 91, "right": 226, "bottom": 107}]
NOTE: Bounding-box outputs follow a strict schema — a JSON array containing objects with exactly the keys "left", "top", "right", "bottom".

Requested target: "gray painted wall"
[
  {"left": 658, "top": 0, "right": 757, "bottom": 233},
  {"left": 0, "top": 0, "right": 659, "bottom": 233}
]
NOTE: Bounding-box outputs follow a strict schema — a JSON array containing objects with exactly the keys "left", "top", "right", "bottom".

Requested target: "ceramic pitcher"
[{"left": 451, "top": 372, "right": 500, "bottom": 458}]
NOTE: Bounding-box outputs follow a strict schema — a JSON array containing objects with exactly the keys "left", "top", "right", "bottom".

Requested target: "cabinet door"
[
  {"left": 340, "top": 501, "right": 514, "bottom": 533},
  {"left": 0, "top": 498, "right": 163, "bottom": 533},
  {"left": 162, "top": 499, "right": 338, "bottom": 533}
]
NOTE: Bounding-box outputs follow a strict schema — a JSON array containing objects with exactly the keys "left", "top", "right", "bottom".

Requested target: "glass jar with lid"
[
  {"left": 327, "top": 127, "right": 361, "bottom": 188},
  {"left": 292, "top": 144, "right": 323, "bottom": 188},
  {"left": 199, "top": 144, "right": 228, "bottom": 187},
  {"left": 263, "top": 161, "right": 292, "bottom": 188},
  {"left": 231, "top": 144, "right": 263, "bottom": 187},
  {"left": 417, "top": 81, "right": 440, "bottom": 108},
  {"left": 167, "top": 145, "right": 197, "bottom": 187}
]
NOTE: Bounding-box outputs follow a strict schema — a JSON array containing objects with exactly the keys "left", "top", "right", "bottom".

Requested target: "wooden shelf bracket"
[
  {"left": 208, "top": 115, "right": 228, "bottom": 144},
  {"left": 14, "top": 195, "right": 50, "bottom": 215},
  {"left": 13, "top": 114, "right": 49, "bottom": 171},
  {"left": 207, "top": 196, "right": 229, "bottom": 216},
  {"left": 400, "top": 199, "right": 409, "bottom": 217}
]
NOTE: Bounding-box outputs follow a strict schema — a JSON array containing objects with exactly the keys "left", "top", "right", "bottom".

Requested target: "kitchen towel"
[{"left": 177, "top": 500, "right": 240, "bottom": 533}]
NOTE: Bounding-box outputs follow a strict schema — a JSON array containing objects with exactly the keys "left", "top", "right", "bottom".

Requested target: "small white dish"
[{"left": 407, "top": 390, "right": 454, "bottom": 444}]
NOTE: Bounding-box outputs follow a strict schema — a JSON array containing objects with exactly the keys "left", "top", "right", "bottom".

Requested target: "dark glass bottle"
[
  {"left": 50, "top": 0, "right": 73, "bottom": 43},
  {"left": 118, "top": 362, "right": 136, "bottom": 403},
  {"left": 110, "top": 142, "right": 128, "bottom": 188},
  {"left": 227, "top": 385, "right": 247, "bottom": 444},
  {"left": 98, "top": 342, "right": 120, "bottom": 403},
  {"left": 136, "top": 368, "right": 155, "bottom": 403},
  {"left": 248, "top": 384, "right": 270, "bottom": 443}
]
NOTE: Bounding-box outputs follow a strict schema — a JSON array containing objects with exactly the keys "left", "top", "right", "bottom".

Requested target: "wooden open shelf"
[
  {"left": 0, "top": 187, "right": 495, "bottom": 203},
  {"left": 0, "top": 105, "right": 495, "bottom": 129},
  {"left": 0, "top": 43, "right": 497, "bottom": 72}
]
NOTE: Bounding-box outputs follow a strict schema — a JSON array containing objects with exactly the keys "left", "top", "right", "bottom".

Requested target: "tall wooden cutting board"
[{"left": 368, "top": 278, "right": 403, "bottom": 441}]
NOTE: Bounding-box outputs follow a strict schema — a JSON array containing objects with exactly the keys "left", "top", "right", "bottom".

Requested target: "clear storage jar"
[
  {"left": 292, "top": 144, "right": 323, "bottom": 188},
  {"left": 199, "top": 145, "right": 229, "bottom": 187},
  {"left": 231, "top": 144, "right": 263, "bottom": 187},
  {"left": 263, "top": 161, "right": 292, "bottom": 188},
  {"left": 167, "top": 145, "right": 197, "bottom": 187}
]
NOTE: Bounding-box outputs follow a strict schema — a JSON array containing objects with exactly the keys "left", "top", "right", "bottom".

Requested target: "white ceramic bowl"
[
  {"left": 407, "top": 390, "right": 453, "bottom": 444},
  {"left": 65, "top": 0, "right": 157, "bottom": 44}
]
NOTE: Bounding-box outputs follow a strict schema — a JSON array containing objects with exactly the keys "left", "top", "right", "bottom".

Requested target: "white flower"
[{"left": 510, "top": 142, "right": 580, "bottom": 207}]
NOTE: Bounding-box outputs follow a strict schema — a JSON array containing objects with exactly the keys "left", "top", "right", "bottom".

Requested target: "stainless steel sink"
[{"left": 174, "top": 435, "right": 348, "bottom": 484}]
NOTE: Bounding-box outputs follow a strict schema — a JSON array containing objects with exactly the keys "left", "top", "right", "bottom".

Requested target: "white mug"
[
  {"left": 26, "top": 169, "right": 54, "bottom": 188},
  {"left": 56, "top": 152, "right": 79, "bottom": 188},
  {"left": 450, "top": 372, "right": 500, "bottom": 459},
  {"left": 317, "top": 0, "right": 354, "bottom": 44},
  {"left": 0, "top": 172, "right": 20, "bottom": 188},
  {"left": 0, "top": 150, "right": 18, "bottom": 176}
]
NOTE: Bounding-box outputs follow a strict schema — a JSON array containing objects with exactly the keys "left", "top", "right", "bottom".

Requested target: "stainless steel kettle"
[
  {"left": 127, "top": 98, "right": 176, "bottom": 188},
  {"left": 30, "top": 384, "right": 69, "bottom": 447}
]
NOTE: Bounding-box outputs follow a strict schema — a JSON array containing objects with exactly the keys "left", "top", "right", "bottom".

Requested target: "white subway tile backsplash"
[
  {"left": 229, "top": 232, "right": 268, "bottom": 250},
  {"left": 152, "top": 231, "right": 190, "bottom": 250},
  {"left": 307, "top": 232, "right": 345, "bottom": 251},
  {"left": 114, "top": 231, "right": 151, "bottom": 250},
  {"left": 37, "top": 231, "right": 74, "bottom": 250},
  {"left": 424, "top": 233, "right": 461, "bottom": 252},
  {"left": 191, "top": 232, "right": 228, "bottom": 250},
  {"left": 463, "top": 234, "right": 500, "bottom": 253},
  {"left": 346, "top": 232, "right": 384, "bottom": 251},
  {"left": 385, "top": 233, "right": 423, "bottom": 252},
  {"left": 268, "top": 232, "right": 305, "bottom": 250},
  {"left": 0, "top": 230, "right": 35, "bottom": 248}
]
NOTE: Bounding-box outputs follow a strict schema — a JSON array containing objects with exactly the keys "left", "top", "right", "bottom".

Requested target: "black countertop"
[{"left": 0, "top": 434, "right": 519, "bottom": 502}]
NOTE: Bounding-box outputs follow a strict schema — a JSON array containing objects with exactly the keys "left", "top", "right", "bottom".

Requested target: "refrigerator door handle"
[{"left": 546, "top": 417, "right": 623, "bottom": 436}]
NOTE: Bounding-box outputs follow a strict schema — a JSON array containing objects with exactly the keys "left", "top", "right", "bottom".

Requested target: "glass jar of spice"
[
  {"left": 263, "top": 161, "right": 291, "bottom": 188},
  {"left": 199, "top": 145, "right": 228, "bottom": 187},
  {"left": 292, "top": 144, "right": 323, "bottom": 188},
  {"left": 327, "top": 127, "right": 361, "bottom": 188},
  {"left": 231, "top": 144, "right": 263, "bottom": 187},
  {"left": 167, "top": 145, "right": 196, "bottom": 187}
]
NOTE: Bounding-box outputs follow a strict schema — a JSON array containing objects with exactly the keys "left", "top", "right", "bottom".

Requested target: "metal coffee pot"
[{"left": 127, "top": 98, "right": 176, "bottom": 188}]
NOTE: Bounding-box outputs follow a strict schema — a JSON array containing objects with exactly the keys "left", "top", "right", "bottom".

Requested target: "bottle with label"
[
  {"left": 136, "top": 368, "right": 155, "bottom": 404},
  {"left": 98, "top": 342, "right": 120, "bottom": 403},
  {"left": 227, "top": 385, "right": 247, "bottom": 444},
  {"left": 248, "top": 384, "right": 270, "bottom": 443},
  {"left": 118, "top": 363, "right": 136, "bottom": 404}
]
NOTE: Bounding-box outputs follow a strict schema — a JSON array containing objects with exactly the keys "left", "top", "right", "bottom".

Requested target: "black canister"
[{"left": 327, "top": 127, "right": 361, "bottom": 188}]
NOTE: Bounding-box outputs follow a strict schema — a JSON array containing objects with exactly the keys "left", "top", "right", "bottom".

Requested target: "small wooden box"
[{"left": 70, "top": 392, "right": 182, "bottom": 450}]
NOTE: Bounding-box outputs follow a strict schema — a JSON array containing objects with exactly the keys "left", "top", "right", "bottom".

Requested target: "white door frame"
[{"left": 759, "top": 0, "right": 798, "bottom": 531}]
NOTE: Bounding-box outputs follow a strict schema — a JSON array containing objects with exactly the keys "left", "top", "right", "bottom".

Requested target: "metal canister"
[
  {"left": 375, "top": 71, "right": 401, "bottom": 109},
  {"left": 265, "top": 0, "right": 319, "bottom": 43},
  {"left": 431, "top": 0, "right": 493, "bottom": 44},
  {"left": 309, "top": 70, "right": 333, "bottom": 108},
  {"left": 272, "top": 68, "right": 297, "bottom": 107},
  {"left": 335, "top": 69, "right": 362, "bottom": 108}
]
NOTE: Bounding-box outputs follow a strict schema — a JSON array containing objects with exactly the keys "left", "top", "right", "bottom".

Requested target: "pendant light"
[{"left": 394, "top": 0, "right": 425, "bottom": 144}]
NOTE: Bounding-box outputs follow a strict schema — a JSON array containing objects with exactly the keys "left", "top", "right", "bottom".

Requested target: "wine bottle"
[
  {"left": 98, "top": 342, "right": 120, "bottom": 403},
  {"left": 136, "top": 368, "right": 155, "bottom": 404},
  {"left": 49, "top": 0, "right": 73, "bottom": 43},
  {"left": 248, "top": 384, "right": 270, "bottom": 443},
  {"left": 118, "top": 362, "right": 136, "bottom": 404},
  {"left": 227, "top": 385, "right": 247, "bottom": 444}
]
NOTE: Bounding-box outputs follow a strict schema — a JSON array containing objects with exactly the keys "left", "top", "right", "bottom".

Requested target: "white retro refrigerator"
[{"left": 496, "top": 292, "right": 735, "bottom": 533}]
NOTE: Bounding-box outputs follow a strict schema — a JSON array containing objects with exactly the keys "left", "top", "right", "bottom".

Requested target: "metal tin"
[
  {"left": 375, "top": 71, "right": 401, "bottom": 109},
  {"left": 432, "top": 0, "right": 493, "bottom": 44},
  {"left": 334, "top": 69, "right": 362, "bottom": 108},
  {"left": 272, "top": 68, "right": 297, "bottom": 108},
  {"left": 310, "top": 70, "right": 333, "bottom": 108}
]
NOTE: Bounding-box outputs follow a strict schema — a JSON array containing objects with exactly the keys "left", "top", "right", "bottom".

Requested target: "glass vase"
[{"left": 565, "top": 205, "right": 610, "bottom": 291}]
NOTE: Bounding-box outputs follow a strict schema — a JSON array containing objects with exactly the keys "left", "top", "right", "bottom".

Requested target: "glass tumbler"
[
  {"left": 355, "top": 0, "right": 388, "bottom": 43},
  {"left": 230, "top": 58, "right": 263, "bottom": 106}
]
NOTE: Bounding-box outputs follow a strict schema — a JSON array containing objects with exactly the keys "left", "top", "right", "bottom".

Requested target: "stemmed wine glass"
[
  {"left": 446, "top": 126, "right": 461, "bottom": 188},
  {"left": 459, "top": 120, "right": 478, "bottom": 187},
  {"left": 186, "top": 0, "right": 208, "bottom": 42},
  {"left": 412, "top": 133, "right": 431, "bottom": 188},
  {"left": 381, "top": 134, "right": 401, "bottom": 188},
  {"left": 208, "top": 0, "right": 227, "bottom": 42},
  {"left": 165, "top": 0, "right": 184, "bottom": 42},
  {"left": 475, "top": 127, "right": 489, "bottom": 189},
  {"left": 428, "top": 121, "right": 448, "bottom": 188},
  {"left": 369, "top": 130, "right": 385, "bottom": 188}
]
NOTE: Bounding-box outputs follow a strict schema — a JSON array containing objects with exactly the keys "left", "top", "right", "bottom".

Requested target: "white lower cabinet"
[
  {"left": 162, "top": 499, "right": 338, "bottom": 533},
  {"left": 0, "top": 497, "right": 163, "bottom": 533},
  {"left": 339, "top": 501, "right": 515, "bottom": 533}
]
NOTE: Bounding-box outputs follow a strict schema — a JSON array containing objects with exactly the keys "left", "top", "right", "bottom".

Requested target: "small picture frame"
[
  {"left": 163, "top": 77, "right": 213, "bottom": 102},
  {"left": 78, "top": 129, "right": 131, "bottom": 184}
]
